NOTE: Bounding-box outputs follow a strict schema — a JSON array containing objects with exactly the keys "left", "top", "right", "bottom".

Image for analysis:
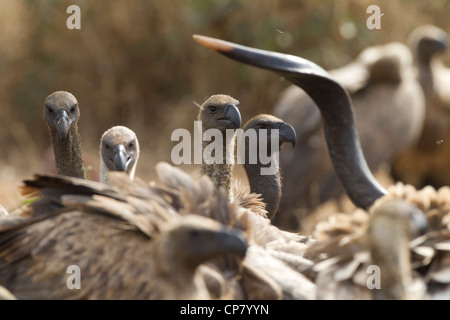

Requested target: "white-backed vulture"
[
  {"left": 195, "top": 96, "right": 315, "bottom": 299},
  {"left": 197, "top": 94, "right": 242, "bottom": 195},
  {"left": 268, "top": 40, "right": 425, "bottom": 231},
  {"left": 195, "top": 94, "right": 268, "bottom": 217},
  {"left": 43, "top": 91, "right": 86, "bottom": 179},
  {"left": 392, "top": 24, "right": 450, "bottom": 189},
  {"left": 99, "top": 125, "right": 140, "bottom": 185},
  {"left": 306, "top": 184, "right": 450, "bottom": 300},
  {"left": 0, "top": 167, "right": 248, "bottom": 300},
  {"left": 156, "top": 161, "right": 316, "bottom": 300},
  {"left": 241, "top": 114, "right": 296, "bottom": 220},
  {"left": 196, "top": 94, "right": 298, "bottom": 221}
]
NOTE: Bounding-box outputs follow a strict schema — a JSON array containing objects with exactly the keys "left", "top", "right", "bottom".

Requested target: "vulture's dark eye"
[
  {"left": 129, "top": 142, "right": 134, "bottom": 149},
  {"left": 105, "top": 144, "right": 110, "bottom": 150},
  {"left": 47, "top": 107, "right": 53, "bottom": 114},
  {"left": 257, "top": 123, "right": 266, "bottom": 129},
  {"left": 189, "top": 230, "right": 200, "bottom": 239},
  {"left": 208, "top": 106, "right": 217, "bottom": 114},
  {"left": 70, "top": 106, "right": 76, "bottom": 113}
]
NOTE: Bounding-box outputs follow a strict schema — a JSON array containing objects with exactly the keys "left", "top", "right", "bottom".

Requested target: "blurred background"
[{"left": 1, "top": 0, "right": 449, "bottom": 211}]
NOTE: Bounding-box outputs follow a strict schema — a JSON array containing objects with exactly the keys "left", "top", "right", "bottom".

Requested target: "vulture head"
[
  {"left": 100, "top": 126, "right": 140, "bottom": 184},
  {"left": 408, "top": 25, "right": 448, "bottom": 64},
  {"left": 243, "top": 113, "right": 296, "bottom": 152},
  {"left": 44, "top": 91, "right": 80, "bottom": 141},
  {"left": 197, "top": 94, "right": 242, "bottom": 132},
  {"left": 155, "top": 214, "right": 248, "bottom": 273}
]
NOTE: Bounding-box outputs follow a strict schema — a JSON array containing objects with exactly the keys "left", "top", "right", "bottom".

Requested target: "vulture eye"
[
  {"left": 105, "top": 144, "right": 110, "bottom": 150},
  {"left": 208, "top": 106, "right": 217, "bottom": 114},
  {"left": 70, "top": 106, "right": 77, "bottom": 113},
  {"left": 257, "top": 123, "right": 266, "bottom": 129},
  {"left": 47, "top": 107, "right": 53, "bottom": 114},
  {"left": 189, "top": 230, "right": 200, "bottom": 239},
  {"left": 129, "top": 142, "right": 134, "bottom": 149}
]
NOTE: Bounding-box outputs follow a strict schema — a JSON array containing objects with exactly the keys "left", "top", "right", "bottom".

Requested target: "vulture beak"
[
  {"left": 276, "top": 122, "right": 296, "bottom": 147},
  {"left": 434, "top": 36, "right": 448, "bottom": 53},
  {"left": 113, "top": 144, "right": 129, "bottom": 172},
  {"left": 56, "top": 109, "right": 71, "bottom": 140},
  {"left": 215, "top": 227, "right": 248, "bottom": 258},
  {"left": 193, "top": 34, "right": 330, "bottom": 80},
  {"left": 219, "top": 102, "right": 242, "bottom": 129},
  {"left": 193, "top": 34, "right": 387, "bottom": 210}
]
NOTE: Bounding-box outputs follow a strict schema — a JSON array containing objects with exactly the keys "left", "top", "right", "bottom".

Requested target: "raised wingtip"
[{"left": 192, "top": 34, "right": 234, "bottom": 52}]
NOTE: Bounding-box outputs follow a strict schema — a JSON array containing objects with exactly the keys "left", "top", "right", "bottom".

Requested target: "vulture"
[
  {"left": 194, "top": 96, "right": 316, "bottom": 299},
  {"left": 192, "top": 34, "right": 450, "bottom": 299},
  {"left": 157, "top": 161, "right": 316, "bottom": 300},
  {"left": 0, "top": 165, "right": 249, "bottom": 300},
  {"left": 43, "top": 91, "right": 86, "bottom": 179},
  {"left": 391, "top": 25, "right": 450, "bottom": 189},
  {"left": 306, "top": 183, "right": 450, "bottom": 300},
  {"left": 99, "top": 125, "right": 140, "bottom": 185},
  {"left": 241, "top": 114, "right": 296, "bottom": 220},
  {"left": 0, "top": 158, "right": 316, "bottom": 300},
  {"left": 196, "top": 94, "right": 298, "bottom": 220},
  {"left": 197, "top": 94, "right": 242, "bottom": 195},
  {"left": 267, "top": 39, "right": 425, "bottom": 230},
  {"left": 194, "top": 94, "right": 265, "bottom": 216}
]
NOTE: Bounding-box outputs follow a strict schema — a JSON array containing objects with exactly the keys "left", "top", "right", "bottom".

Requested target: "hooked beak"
[
  {"left": 213, "top": 227, "right": 248, "bottom": 259},
  {"left": 192, "top": 34, "right": 330, "bottom": 80},
  {"left": 56, "top": 110, "right": 70, "bottom": 140},
  {"left": 113, "top": 144, "right": 129, "bottom": 172},
  {"left": 218, "top": 103, "right": 242, "bottom": 129},
  {"left": 277, "top": 122, "right": 297, "bottom": 147}
]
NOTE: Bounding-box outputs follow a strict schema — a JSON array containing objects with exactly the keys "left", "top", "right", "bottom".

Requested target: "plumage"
[
  {"left": 0, "top": 166, "right": 248, "bottom": 300},
  {"left": 241, "top": 114, "right": 296, "bottom": 220},
  {"left": 391, "top": 25, "right": 450, "bottom": 189},
  {"left": 305, "top": 184, "right": 450, "bottom": 300},
  {"left": 43, "top": 91, "right": 86, "bottom": 179},
  {"left": 197, "top": 94, "right": 242, "bottom": 195},
  {"left": 100, "top": 125, "right": 140, "bottom": 185},
  {"left": 191, "top": 95, "right": 317, "bottom": 299}
]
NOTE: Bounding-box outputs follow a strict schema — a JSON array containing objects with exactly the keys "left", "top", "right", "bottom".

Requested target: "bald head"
[
  {"left": 44, "top": 91, "right": 80, "bottom": 141},
  {"left": 197, "top": 94, "right": 242, "bottom": 132},
  {"left": 243, "top": 114, "right": 296, "bottom": 149},
  {"left": 156, "top": 214, "right": 248, "bottom": 271},
  {"left": 100, "top": 126, "right": 140, "bottom": 184},
  {"left": 369, "top": 199, "right": 428, "bottom": 240},
  {"left": 408, "top": 25, "right": 448, "bottom": 63}
]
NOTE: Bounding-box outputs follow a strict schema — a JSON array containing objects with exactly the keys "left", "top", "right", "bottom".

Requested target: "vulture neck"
[
  {"left": 99, "top": 160, "right": 110, "bottom": 185},
  {"left": 201, "top": 131, "right": 236, "bottom": 195},
  {"left": 415, "top": 52, "right": 435, "bottom": 97},
  {"left": 368, "top": 218, "right": 413, "bottom": 300},
  {"left": 50, "top": 127, "right": 85, "bottom": 179},
  {"left": 243, "top": 153, "right": 282, "bottom": 220}
]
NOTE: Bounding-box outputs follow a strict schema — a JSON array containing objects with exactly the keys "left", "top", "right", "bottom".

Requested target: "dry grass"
[{"left": 1, "top": 0, "right": 450, "bottom": 211}]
